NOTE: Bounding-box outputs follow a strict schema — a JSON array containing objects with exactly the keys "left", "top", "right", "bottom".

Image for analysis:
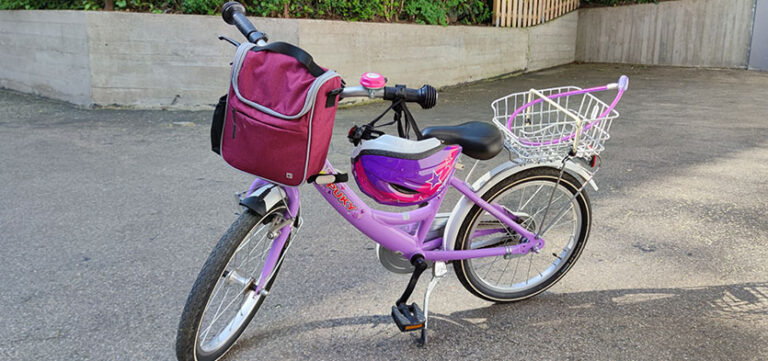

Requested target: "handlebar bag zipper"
[{"left": 216, "top": 41, "right": 342, "bottom": 186}]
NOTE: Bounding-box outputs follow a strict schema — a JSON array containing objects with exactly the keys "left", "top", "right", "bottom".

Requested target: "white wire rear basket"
[{"left": 491, "top": 86, "right": 620, "bottom": 163}]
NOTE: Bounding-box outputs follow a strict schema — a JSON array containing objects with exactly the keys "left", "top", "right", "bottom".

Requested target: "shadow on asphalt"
[{"left": 229, "top": 282, "right": 768, "bottom": 359}]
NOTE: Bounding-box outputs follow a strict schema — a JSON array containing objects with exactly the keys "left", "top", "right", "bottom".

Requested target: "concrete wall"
[
  {"left": 749, "top": 0, "right": 768, "bottom": 70},
  {"left": 0, "top": 11, "right": 92, "bottom": 105},
  {"left": 576, "top": 0, "right": 755, "bottom": 68},
  {"left": 528, "top": 12, "right": 578, "bottom": 71},
  {"left": 296, "top": 20, "right": 529, "bottom": 92},
  {"left": 84, "top": 13, "right": 298, "bottom": 108},
  {"left": 0, "top": 10, "right": 577, "bottom": 109}
]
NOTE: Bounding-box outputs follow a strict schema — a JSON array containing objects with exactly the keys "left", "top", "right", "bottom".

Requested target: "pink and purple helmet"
[{"left": 352, "top": 135, "right": 461, "bottom": 206}]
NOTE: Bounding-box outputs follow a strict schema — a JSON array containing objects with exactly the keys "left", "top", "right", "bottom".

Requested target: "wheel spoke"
[
  {"left": 202, "top": 287, "right": 230, "bottom": 342},
  {"left": 201, "top": 285, "right": 252, "bottom": 345},
  {"left": 539, "top": 201, "right": 575, "bottom": 236},
  {"left": 526, "top": 193, "right": 566, "bottom": 221},
  {"left": 234, "top": 224, "right": 266, "bottom": 255},
  {"left": 511, "top": 254, "right": 521, "bottom": 283},
  {"left": 519, "top": 184, "right": 545, "bottom": 211},
  {"left": 541, "top": 211, "right": 574, "bottom": 234},
  {"left": 525, "top": 253, "right": 533, "bottom": 285},
  {"left": 237, "top": 231, "right": 269, "bottom": 269},
  {"left": 463, "top": 174, "right": 587, "bottom": 298},
  {"left": 496, "top": 255, "right": 512, "bottom": 285},
  {"left": 186, "top": 208, "right": 291, "bottom": 356},
  {"left": 483, "top": 256, "right": 502, "bottom": 279},
  {"left": 251, "top": 241, "right": 273, "bottom": 276},
  {"left": 200, "top": 225, "right": 271, "bottom": 345}
]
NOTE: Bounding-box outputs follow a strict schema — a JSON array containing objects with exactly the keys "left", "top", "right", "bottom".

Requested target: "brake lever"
[{"left": 218, "top": 35, "right": 240, "bottom": 47}]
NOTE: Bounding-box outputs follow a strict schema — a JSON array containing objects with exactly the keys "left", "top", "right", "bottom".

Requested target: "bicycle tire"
[
  {"left": 176, "top": 207, "right": 291, "bottom": 361},
  {"left": 453, "top": 167, "right": 590, "bottom": 302}
]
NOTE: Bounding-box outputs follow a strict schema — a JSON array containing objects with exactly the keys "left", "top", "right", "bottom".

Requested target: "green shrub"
[
  {"left": 181, "top": 0, "right": 220, "bottom": 14},
  {"left": 1, "top": 0, "right": 492, "bottom": 25},
  {"left": 1, "top": 0, "right": 82, "bottom": 10}
]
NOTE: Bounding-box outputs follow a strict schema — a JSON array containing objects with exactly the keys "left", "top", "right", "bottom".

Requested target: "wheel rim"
[
  {"left": 465, "top": 179, "right": 582, "bottom": 295},
  {"left": 196, "top": 217, "right": 275, "bottom": 354}
]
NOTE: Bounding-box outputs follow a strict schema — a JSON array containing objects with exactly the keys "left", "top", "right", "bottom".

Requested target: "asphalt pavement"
[{"left": 1, "top": 64, "right": 767, "bottom": 360}]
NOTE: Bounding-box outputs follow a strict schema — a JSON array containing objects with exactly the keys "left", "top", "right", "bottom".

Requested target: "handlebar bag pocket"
[
  {"left": 218, "top": 41, "right": 342, "bottom": 186},
  {"left": 210, "top": 94, "right": 227, "bottom": 155}
]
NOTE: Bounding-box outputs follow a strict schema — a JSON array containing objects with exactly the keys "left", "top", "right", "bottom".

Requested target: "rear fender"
[{"left": 442, "top": 161, "right": 595, "bottom": 252}]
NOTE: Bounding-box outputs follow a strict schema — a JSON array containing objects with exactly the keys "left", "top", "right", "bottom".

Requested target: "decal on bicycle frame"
[{"left": 325, "top": 183, "right": 357, "bottom": 211}]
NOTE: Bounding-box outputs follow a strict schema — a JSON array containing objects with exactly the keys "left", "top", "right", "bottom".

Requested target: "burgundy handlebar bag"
[{"left": 217, "top": 41, "right": 342, "bottom": 186}]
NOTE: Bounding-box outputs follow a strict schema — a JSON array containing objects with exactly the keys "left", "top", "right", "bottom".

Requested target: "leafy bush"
[
  {"left": 1, "top": 0, "right": 492, "bottom": 25},
  {"left": 244, "top": 0, "right": 491, "bottom": 25},
  {"left": 0, "top": 0, "right": 180, "bottom": 12},
  {"left": 1, "top": 0, "right": 82, "bottom": 10},
  {"left": 181, "top": 0, "right": 219, "bottom": 15}
]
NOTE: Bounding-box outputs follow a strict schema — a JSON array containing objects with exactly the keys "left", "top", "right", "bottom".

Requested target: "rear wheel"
[
  {"left": 176, "top": 207, "right": 291, "bottom": 361},
  {"left": 453, "top": 167, "right": 591, "bottom": 302}
]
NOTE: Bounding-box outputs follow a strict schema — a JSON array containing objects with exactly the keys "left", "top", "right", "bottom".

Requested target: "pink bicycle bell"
[
  {"left": 360, "top": 72, "right": 387, "bottom": 89},
  {"left": 352, "top": 136, "right": 461, "bottom": 206}
]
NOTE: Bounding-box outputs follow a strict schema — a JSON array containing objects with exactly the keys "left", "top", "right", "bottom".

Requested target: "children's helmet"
[{"left": 351, "top": 135, "right": 461, "bottom": 206}]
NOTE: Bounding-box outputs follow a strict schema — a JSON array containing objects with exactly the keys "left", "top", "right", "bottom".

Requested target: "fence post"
[
  {"left": 495, "top": 0, "right": 578, "bottom": 28},
  {"left": 525, "top": 0, "right": 530, "bottom": 27},
  {"left": 529, "top": 0, "right": 534, "bottom": 26}
]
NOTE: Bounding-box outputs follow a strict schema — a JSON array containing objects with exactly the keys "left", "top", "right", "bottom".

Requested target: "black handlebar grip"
[
  {"left": 384, "top": 85, "right": 438, "bottom": 109},
  {"left": 221, "top": 1, "right": 245, "bottom": 24},
  {"left": 222, "top": 1, "right": 268, "bottom": 44},
  {"left": 410, "top": 85, "right": 437, "bottom": 109}
]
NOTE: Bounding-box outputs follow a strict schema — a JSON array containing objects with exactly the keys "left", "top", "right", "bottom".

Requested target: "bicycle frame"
[
  {"left": 242, "top": 76, "right": 629, "bottom": 294},
  {"left": 178, "top": 8, "right": 631, "bottom": 357},
  {"left": 248, "top": 157, "right": 548, "bottom": 292},
  {"left": 243, "top": 75, "right": 628, "bottom": 294}
]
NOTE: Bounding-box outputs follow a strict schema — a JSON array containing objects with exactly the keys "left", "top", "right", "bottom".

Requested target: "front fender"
[
  {"left": 442, "top": 161, "right": 596, "bottom": 252},
  {"left": 240, "top": 183, "right": 288, "bottom": 218}
]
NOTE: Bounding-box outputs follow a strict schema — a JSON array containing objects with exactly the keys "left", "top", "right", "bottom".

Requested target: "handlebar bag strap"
[
  {"left": 220, "top": 41, "right": 343, "bottom": 186},
  {"left": 252, "top": 42, "right": 326, "bottom": 77}
]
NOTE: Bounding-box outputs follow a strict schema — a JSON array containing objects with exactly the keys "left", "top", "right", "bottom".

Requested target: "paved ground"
[{"left": 1, "top": 64, "right": 767, "bottom": 361}]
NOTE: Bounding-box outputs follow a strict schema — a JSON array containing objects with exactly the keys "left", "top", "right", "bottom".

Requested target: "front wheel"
[
  {"left": 453, "top": 167, "right": 591, "bottom": 302},
  {"left": 176, "top": 207, "right": 291, "bottom": 361}
]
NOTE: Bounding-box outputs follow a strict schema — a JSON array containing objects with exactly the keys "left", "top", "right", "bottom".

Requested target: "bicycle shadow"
[{"left": 227, "top": 282, "right": 768, "bottom": 360}]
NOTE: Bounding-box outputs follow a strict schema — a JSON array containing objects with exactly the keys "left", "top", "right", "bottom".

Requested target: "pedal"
[{"left": 391, "top": 303, "right": 426, "bottom": 332}]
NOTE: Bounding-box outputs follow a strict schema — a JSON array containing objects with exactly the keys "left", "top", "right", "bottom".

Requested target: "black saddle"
[{"left": 421, "top": 121, "right": 503, "bottom": 160}]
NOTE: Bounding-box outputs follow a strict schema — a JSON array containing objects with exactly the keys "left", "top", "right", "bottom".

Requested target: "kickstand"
[{"left": 419, "top": 261, "right": 447, "bottom": 346}]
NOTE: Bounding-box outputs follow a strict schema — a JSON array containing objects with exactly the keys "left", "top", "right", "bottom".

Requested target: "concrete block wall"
[
  {"left": 576, "top": 0, "right": 755, "bottom": 68},
  {"left": 0, "top": 10, "right": 578, "bottom": 109},
  {"left": 0, "top": 11, "right": 92, "bottom": 105},
  {"left": 528, "top": 12, "right": 578, "bottom": 72},
  {"left": 296, "top": 19, "right": 530, "bottom": 92},
  {"left": 84, "top": 13, "right": 298, "bottom": 108}
]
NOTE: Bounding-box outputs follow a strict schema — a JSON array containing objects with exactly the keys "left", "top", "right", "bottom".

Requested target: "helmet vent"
[{"left": 390, "top": 183, "right": 420, "bottom": 195}]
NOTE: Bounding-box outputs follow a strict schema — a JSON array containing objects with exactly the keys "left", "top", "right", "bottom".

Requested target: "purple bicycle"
[{"left": 176, "top": 3, "right": 628, "bottom": 360}]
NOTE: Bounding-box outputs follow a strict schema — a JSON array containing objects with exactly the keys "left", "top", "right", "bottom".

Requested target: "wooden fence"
[{"left": 494, "top": 0, "right": 580, "bottom": 27}]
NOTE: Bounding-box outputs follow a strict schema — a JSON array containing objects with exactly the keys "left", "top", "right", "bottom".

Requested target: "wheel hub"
[{"left": 223, "top": 268, "right": 253, "bottom": 288}]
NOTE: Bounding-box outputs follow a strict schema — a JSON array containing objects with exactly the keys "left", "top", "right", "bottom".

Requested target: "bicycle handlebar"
[
  {"left": 222, "top": 1, "right": 268, "bottom": 44},
  {"left": 340, "top": 85, "right": 438, "bottom": 109},
  {"left": 222, "top": 1, "right": 438, "bottom": 109}
]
